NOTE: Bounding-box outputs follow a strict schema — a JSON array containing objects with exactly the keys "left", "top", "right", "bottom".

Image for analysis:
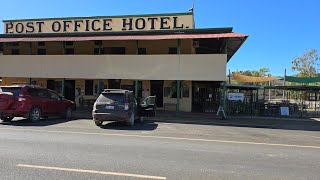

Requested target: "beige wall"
[{"left": 0, "top": 54, "right": 227, "bottom": 81}]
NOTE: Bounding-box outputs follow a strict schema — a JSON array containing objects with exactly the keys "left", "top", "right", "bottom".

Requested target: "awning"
[
  {"left": 285, "top": 76, "right": 320, "bottom": 83},
  {"left": 0, "top": 32, "right": 247, "bottom": 42},
  {"left": 264, "top": 85, "right": 320, "bottom": 91},
  {"left": 224, "top": 84, "right": 261, "bottom": 90},
  {"left": 232, "top": 73, "right": 277, "bottom": 83}
]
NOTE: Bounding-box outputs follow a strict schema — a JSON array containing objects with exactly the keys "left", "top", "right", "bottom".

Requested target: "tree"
[{"left": 292, "top": 49, "right": 319, "bottom": 77}]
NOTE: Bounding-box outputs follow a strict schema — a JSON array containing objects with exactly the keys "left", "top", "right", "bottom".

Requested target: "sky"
[{"left": 0, "top": 0, "right": 319, "bottom": 76}]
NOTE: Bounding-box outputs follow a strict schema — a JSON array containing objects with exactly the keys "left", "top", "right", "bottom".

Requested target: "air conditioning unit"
[{"left": 193, "top": 40, "right": 199, "bottom": 48}]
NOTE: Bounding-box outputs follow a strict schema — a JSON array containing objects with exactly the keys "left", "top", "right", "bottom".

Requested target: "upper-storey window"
[
  {"left": 0, "top": 43, "right": 3, "bottom": 54},
  {"left": 104, "top": 47, "right": 126, "bottom": 54},
  {"left": 168, "top": 47, "right": 178, "bottom": 54},
  {"left": 7, "top": 42, "right": 19, "bottom": 47},
  {"left": 11, "top": 49, "right": 20, "bottom": 55},
  {"left": 64, "top": 41, "right": 73, "bottom": 46},
  {"left": 37, "top": 49, "right": 46, "bottom": 55},
  {"left": 64, "top": 48, "right": 74, "bottom": 55},
  {"left": 94, "top": 41, "right": 102, "bottom": 46},
  {"left": 138, "top": 48, "right": 147, "bottom": 55},
  {"left": 94, "top": 48, "right": 104, "bottom": 55},
  {"left": 38, "top": 42, "right": 45, "bottom": 46}
]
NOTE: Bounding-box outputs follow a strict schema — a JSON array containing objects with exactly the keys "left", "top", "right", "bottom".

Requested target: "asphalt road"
[{"left": 0, "top": 118, "right": 320, "bottom": 180}]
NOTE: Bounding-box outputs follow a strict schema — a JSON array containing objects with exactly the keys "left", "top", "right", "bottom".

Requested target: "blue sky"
[{"left": 0, "top": 0, "right": 319, "bottom": 76}]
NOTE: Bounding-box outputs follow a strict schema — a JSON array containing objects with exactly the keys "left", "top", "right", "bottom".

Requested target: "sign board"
[
  {"left": 280, "top": 107, "right": 289, "bottom": 116},
  {"left": 3, "top": 13, "right": 194, "bottom": 34},
  {"left": 228, "top": 93, "right": 244, "bottom": 101}
]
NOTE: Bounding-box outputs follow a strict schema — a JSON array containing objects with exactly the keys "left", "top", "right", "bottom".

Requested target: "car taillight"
[{"left": 124, "top": 103, "right": 129, "bottom": 111}]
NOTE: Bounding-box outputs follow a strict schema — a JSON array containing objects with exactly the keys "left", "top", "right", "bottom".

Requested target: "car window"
[
  {"left": 48, "top": 91, "right": 60, "bottom": 100},
  {"left": 97, "top": 93, "right": 125, "bottom": 103},
  {"left": 37, "top": 89, "right": 50, "bottom": 99},
  {"left": 1, "top": 87, "right": 22, "bottom": 97},
  {"left": 28, "top": 88, "right": 39, "bottom": 97}
]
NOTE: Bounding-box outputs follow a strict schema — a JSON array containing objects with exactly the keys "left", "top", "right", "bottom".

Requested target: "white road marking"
[
  {"left": 1, "top": 127, "right": 320, "bottom": 149},
  {"left": 17, "top": 164, "right": 166, "bottom": 179}
]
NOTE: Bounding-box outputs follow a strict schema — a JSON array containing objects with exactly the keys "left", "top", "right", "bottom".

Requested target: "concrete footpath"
[{"left": 74, "top": 109, "right": 320, "bottom": 131}]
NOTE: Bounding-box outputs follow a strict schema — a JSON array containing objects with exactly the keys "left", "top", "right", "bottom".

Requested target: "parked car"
[
  {"left": 0, "top": 85, "right": 76, "bottom": 122},
  {"left": 92, "top": 89, "right": 156, "bottom": 126}
]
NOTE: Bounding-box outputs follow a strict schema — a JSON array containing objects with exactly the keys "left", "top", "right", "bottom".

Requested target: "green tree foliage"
[{"left": 292, "top": 49, "right": 319, "bottom": 77}]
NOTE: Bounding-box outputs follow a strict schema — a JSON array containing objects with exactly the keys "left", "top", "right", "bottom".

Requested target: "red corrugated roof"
[{"left": 0, "top": 32, "right": 247, "bottom": 42}]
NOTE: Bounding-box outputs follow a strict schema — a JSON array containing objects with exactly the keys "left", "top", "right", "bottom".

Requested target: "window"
[
  {"left": 85, "top": 80, "right": 94, "bottom": 95},
  {"left": 0, "top": 43, "right": 3, "bottom": 52},
  {"left": 138, "top": 48, "right": 147, "bottom": 55},
  {"left": 38, "top": 42, "right": 45, "bottom": 46},
  {"left": 168, "top": 47, "right": 178, "bottom": 54},
  {"left": 37, "top": 49, "right": 46, "bottom": 55},
  {"left": 94, "top": 48, "right": 104, "bottom": 55},
  {"left": 48, "top": 91, "right": 60, "bottom": 100},
  {"left": 65, "top": 48, "right": 74, "bottom": 55},
  {"left": 182, "top": 87, "right": 190, "bottom": 98},
  {"left": 11, "top": 49, "right": 20, "bottom": 55},
  {"left": 28, "top": 88, "right": 50, "bottom": 99},
  {"left": 7, "top": 42, "right": 19, "bottom": 46},
  {"left": 94, "top": 40, "right": 102, "bottom": 46},
  {"left": 104, "top": 47, "right": 126, "bottom": 54},
  {"left": 65, "top": 41, "right": 73, "bottom": 46}
]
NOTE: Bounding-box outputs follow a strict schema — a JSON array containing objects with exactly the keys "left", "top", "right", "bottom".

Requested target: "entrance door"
[
  {"left": 150, "top": 80, "right": 164, "bottom": 108},
  {"left": 64, "top": 80, "right": 75, "bottom": 101},
  {"left": 108, "top": 79, "right": 121, "bottom": 89},
  {"left": 192, "top": 81, "right": 221, "bottom": 112},
  {"left": 47, "top": 80, "right": 55, "bottom": 91}
]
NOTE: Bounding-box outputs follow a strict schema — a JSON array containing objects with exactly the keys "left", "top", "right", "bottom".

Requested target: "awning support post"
[
  {"left": 176, "top": 39, "right": 181, "bottom": 113},
  {"left": 97, "top": 80, "right": 101, "bottom": 95},
  {"left": 135, "top": 40, "right": 139, "bottom": 97},
  {"left": 62, "top": 78, "right": 65, "bottom": 97}
]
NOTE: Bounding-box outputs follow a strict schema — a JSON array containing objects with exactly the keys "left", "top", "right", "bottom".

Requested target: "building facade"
[{"left": 0, "top": 12, "right": 248, "bottom": 112}]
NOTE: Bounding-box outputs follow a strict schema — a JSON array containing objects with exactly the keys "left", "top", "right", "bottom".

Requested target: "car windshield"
[
  {"left": 97, "top": 93, "right": 125, "bottom": 103},
  {"left": 0, "top": 87, "right": 22, "bottom": 97}
]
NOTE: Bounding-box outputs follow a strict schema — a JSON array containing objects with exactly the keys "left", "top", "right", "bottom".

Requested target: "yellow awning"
[{"left": 232, "top": 73, "right": 277, "bottom": 83}]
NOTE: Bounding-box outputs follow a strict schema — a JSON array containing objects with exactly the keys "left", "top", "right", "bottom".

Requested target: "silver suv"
[{"left": 92, "top": 89, "right": 155, "bottom": 126}]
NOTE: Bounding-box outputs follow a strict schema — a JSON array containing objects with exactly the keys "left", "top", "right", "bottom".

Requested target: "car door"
[
  {"left": 35, "top": 89, "right": 51, "bottom": 115},
  {"left": 47, "top": 90, "right": 64, "bottom": 114},
  {"left": 140, "top": 96, "right": 156, "bottom": 117}
]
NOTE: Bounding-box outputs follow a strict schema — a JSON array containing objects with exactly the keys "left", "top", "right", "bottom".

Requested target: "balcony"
[{"left": 0, "top": 54, "right": 227, "bottom": 81}]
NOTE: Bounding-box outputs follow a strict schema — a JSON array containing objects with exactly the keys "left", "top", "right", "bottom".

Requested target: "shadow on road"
[
  {"left": 0, "top": 117, "right": 78, "bottom": 127},
  {"left": 99, "top": 120, "right": 158, "bottom": 131}
]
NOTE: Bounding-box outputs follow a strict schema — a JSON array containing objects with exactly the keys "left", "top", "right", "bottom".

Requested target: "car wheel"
[
  {"left": 28, "top": 107, "right": 42, "bottom": 122},
  {"left": 64, "top": 107, "right": 73, "bottom": 120},
  {"left": 94, "top": 120, "right": 103, "bottom": 126},
  {"left": 126, "top": 113, "right": 134, "bottom": 127},
  {"left": 1, "top": 116, "right": 14, "bottom": 122}
]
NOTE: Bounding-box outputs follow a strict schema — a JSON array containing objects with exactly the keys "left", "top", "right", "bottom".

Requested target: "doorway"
[
  {"left": 64, "top": 80, "right": 75, "bottom": 101},
  {"left": 192, "top": 81, "right": 221, "bottom": 112},
  {"left": 150, "top": 80, "right": 164, "bottom": 107},
  {"left": 108, "top": 79, "right": 121, "bottom": 89}
]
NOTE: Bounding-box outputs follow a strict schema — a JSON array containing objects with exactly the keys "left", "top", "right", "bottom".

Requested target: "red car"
[{"left": 0, "top": 85, "right": 75, "bottom": 122}]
